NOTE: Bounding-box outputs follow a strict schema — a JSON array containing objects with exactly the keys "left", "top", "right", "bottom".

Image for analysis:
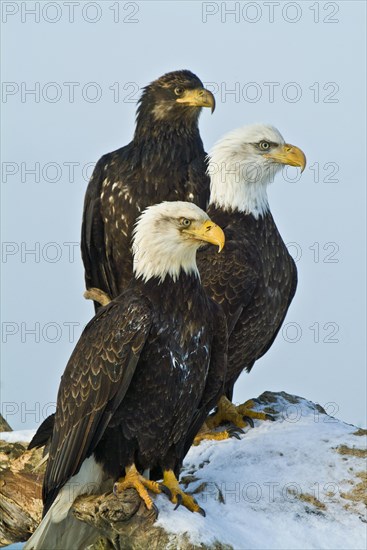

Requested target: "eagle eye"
[
  {"left": 174, "top": 87, "right": 184, "bottom": 96},
  {"left": 259, "top": 141, "right": 271, "bottom": 151},
  {"left": 180, "top": 218, "right": 191, "bottom": 227}
]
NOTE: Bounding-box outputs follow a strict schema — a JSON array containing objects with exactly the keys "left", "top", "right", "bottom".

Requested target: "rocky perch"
[{"left": 1, "top": 392, "right": 366, "bottom": 549}]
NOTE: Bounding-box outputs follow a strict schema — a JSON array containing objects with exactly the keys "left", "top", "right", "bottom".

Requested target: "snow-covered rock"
[
  {"left": 1, "top": 392, "right": 366, "bottom": 549},
  {"left": 154, "top": 391, "right": 367, "bottom": 550}
]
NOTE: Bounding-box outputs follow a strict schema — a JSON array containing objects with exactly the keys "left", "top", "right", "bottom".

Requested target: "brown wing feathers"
[{"left": 42, "top": 297, "right": 151, "bottom": 513}]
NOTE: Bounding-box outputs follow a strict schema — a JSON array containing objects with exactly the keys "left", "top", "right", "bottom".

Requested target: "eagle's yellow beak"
[
  {"left": 264, "top": 143, "right": 306, "bottom": 172},
  {"left": 176, "top": 88, "right": 216, "bottom": 113},
  {"left": 183, "top": 220, "right": 225, "bottom": 252}
]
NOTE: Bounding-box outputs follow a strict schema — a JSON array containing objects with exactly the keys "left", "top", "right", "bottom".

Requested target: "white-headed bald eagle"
[
  {"left": 26, "top": 201, "right": 227, "bottom": 550},
  {"left": 197, "top": 124, "right": 306, "bottom": 428}
]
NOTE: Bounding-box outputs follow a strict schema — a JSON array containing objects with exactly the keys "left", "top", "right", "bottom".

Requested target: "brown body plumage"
[{"left": 198, "top": 208, "right": 297, "bottom": 400}]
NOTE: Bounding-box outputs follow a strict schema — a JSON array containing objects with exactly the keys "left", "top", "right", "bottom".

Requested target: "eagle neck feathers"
[
  {"left": 133, "top": 116, "right": 204, "bottom": 176},
  {"left": 209, "top": 165, "right": 271, "bottom": 219}
]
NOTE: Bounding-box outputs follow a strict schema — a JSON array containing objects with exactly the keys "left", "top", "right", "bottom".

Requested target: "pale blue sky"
[{"left": 1, "top": 1, "right": 366, "bottom": 430}]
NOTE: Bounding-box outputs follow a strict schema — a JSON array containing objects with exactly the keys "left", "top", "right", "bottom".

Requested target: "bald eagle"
[
  {"left": 197, "top": 124, "right": 306, "bottom": 428},
  {"left": 82, "top": 70, "right": 215, "bottom": 309},
  {"left": 26, "top": 202, "right": 226, "bottom": 550}
]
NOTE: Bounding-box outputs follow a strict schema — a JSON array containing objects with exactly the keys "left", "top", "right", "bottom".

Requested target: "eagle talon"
[
  {"left": 206, "top": 396, "right": 274, "bottom": 429},
  {"left": 174, "top": 493, "right": 183, "bottom": 510},
  {"left": 228, "top": 426, "right": 245, "bottom": 435},
  {"left": 152, "top": 503, "right": 159, "bottom": 517},
  {"left": 266, "top": 413, "right": 276, "bottom": 421},
  {"left": 227, "top": 428, "right": 241, "bottom": 440},
  {"left": 242, "top": 415, "right": 255, "bottom": 428},
  {"left": 159, "top": 483, "right": 172, "bottom": 499},
  {"left": 114, "top": 464, "right": 163, "bottom": 511},
  {"left": 198, "top": 506, "right": 206, "bottom": 517},
  {"left": 162, "top": 469, "right": 204, "bottom": 515}
]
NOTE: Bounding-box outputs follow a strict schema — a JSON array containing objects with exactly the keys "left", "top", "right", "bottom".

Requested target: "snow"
[
  {"left": 154, "top": 394, "right": 367, "bottom": 550},
  {"left": 0, "top": 429, "right": 36, "bottom": 443},
  {"left": 2, "top": 394, "right": 366, "bottom": 549}
]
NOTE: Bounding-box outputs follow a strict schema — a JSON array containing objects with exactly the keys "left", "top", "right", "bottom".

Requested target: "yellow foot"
[
  {"left": 193, "top": 422, "right": 244, "bottom": 445},
  {"left": 83, "top": 287, "right": 112, "bottom": 306},
  {"left": 163, "top": 470, "right": 206, "bottom": 516},
  {"left": 114, "top": 464, "right": 164, "bottom": 511},
  {"left": 206, "top": 396, "right": 274, "bottom": 430}
]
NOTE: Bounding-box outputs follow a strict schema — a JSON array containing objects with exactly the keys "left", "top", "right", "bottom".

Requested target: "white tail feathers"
[{"left": 24, "top": 456, "right": 112, "bottom": 549}]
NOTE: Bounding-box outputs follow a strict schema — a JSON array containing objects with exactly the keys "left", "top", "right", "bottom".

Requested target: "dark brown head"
[{"left": 135, "top": 70, "right": 215, "bottom": 136}]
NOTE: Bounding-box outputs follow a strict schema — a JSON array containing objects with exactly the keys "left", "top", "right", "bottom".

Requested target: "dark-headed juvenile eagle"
[
  {"left": 197, "top": 124, "right": 306, "bottom": 429},
  {"left": 82, "top": 70, "right": 215, "bottom": 309},
  {"left": 26, "top": 201, "right": 226, "bottom": 550}
]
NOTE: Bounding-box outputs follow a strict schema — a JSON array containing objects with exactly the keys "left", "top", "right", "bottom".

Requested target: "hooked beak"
[
  {"left": 176, "top": 87, "right": 216, "bottom": 113},
  {"left": 264, "top": 143, "right": 306, "bottom": 172},
  {"left": 183, "top": 220, "right": 225, "bottom": 252}
]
